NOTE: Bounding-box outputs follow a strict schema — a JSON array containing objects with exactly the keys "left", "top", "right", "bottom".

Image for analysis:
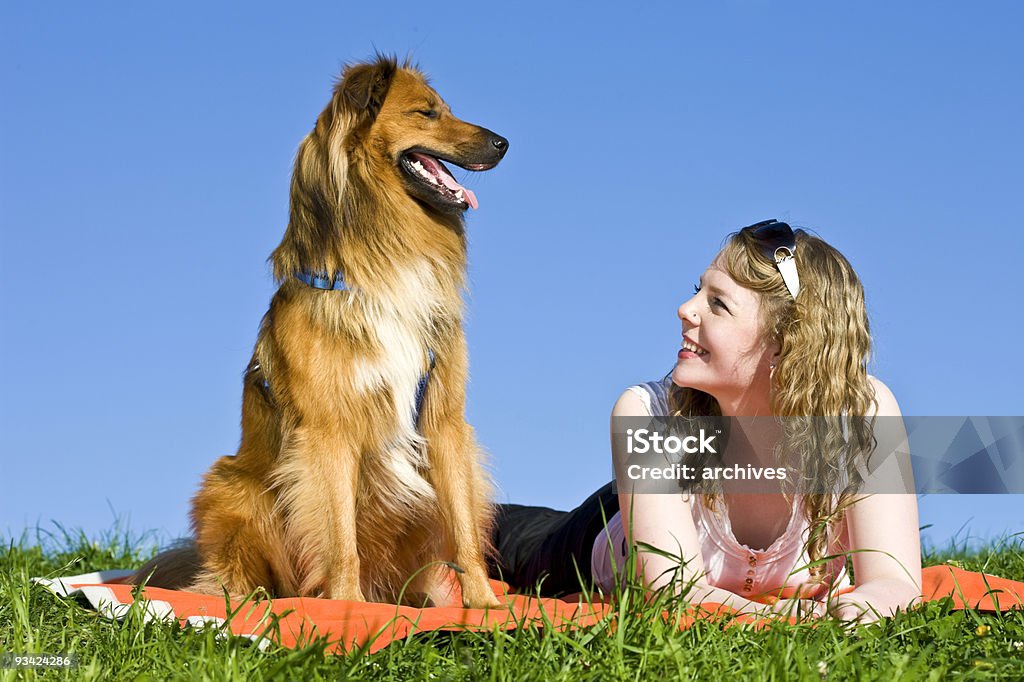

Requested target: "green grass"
[{"left": 2, "top": 523, "right": 1023, "bottom": 681}]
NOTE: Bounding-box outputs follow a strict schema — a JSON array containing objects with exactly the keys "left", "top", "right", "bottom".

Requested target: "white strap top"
[{"left": 591, "top": 377, "right": 849, "bottom": 598}]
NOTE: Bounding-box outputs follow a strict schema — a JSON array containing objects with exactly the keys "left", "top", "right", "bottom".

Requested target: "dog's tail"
[{"left": 130, "top": 539, "right": 202, "bottom": 590}]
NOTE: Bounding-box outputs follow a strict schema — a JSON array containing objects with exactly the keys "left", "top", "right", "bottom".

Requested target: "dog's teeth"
[
  {"left": 409, "top": 157, "right": 446, "bottom": 187},
  {"left": 410, "top": 160, "right": 437, "bottom": 183},
  {"left": 455, "top": 189, "right": 464, "bottom": 200}
]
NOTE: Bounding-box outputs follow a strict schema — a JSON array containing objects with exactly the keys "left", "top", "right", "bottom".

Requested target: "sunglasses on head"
[{"left": 742, "top": 219, "right": 800, "bottom": 299}]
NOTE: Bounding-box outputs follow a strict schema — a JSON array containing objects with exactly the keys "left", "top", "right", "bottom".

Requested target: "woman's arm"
[
  {"left": 610, "top": 390, "right": 822, "bottom": 618},
  {"left": 830, "top": 378, "right": 923, "bottom": 622}
]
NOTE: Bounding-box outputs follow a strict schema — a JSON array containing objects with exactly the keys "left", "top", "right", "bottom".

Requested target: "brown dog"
[{"left": 135, "top": 56, "right": 507, "bottom": 608}]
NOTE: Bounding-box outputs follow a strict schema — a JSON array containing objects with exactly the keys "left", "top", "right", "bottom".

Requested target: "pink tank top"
[{"left": 590, "top": 379, "right": 850, "bottom": 599}]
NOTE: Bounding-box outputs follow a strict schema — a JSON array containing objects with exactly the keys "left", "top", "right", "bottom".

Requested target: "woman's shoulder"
[
  {"left": 612, "top": 375, "right": 673, "bottom": 417},
  {"left": 612, "top": 387, "right": 653, "bottom": 417},
  {"left": 867, "top": 375, "right": 902, "bottom": 417}
]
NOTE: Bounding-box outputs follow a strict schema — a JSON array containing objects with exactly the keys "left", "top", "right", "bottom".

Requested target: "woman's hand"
[
  {"left": 766, "top": 597, "right": 827, "bottom": 621},
  {"left": 827, "top": 579, "right": 922, "bottom": 624},
  {"left": 828, "top": 594, "right": 879, "bottom": 623}
]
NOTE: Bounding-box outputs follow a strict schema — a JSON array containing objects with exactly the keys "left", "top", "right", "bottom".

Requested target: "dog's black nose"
[{"left": 491, "top": 135, "right": 509, "bottom": 153}]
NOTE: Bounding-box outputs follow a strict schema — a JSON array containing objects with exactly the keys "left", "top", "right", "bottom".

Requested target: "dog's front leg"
[
  {"left": 280, "top": 424, "right": 365, "bottom": 602},
  {"left": 421, "top": 339, "right": 503, "bottom": 610}
]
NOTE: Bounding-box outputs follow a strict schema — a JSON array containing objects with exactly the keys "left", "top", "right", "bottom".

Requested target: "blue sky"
[{"left": 2, "top": 2, "right": 1022, "bottom": 551}]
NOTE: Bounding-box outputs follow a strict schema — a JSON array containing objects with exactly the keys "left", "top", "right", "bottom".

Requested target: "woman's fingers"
[
  {"left": 768, "top": 597, "right": 826, "bottom": 620},
  {"left": 829, "top": 597, "right": 880, "bottom": 623}
]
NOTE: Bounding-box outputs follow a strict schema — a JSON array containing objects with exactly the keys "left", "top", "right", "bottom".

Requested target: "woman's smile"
[{"left": 678, "top": 336, "right": 709, "bottom": 360}]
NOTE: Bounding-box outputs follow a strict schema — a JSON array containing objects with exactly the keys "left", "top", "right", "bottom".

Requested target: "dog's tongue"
[{"left": 413, "top": 153, "right": 479, "bottom": 209}]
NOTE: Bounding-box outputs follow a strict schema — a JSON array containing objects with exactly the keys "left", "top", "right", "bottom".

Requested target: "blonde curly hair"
[{"left": 668, "top": 226, "right": 876, "bottom": 583}]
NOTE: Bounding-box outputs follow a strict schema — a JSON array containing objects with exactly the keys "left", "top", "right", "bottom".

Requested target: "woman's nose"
[{"left": 678, "top": 300, "right": 699, "bottom": 325}]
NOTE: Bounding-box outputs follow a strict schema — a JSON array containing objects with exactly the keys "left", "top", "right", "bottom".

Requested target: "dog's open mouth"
[{"left": 400, "top": 151, "right": 492, "bottom": 211}]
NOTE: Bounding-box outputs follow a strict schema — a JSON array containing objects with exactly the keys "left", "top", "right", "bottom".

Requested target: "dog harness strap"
[
  {"left": 413, "top": 348, "right": 436, "bottom": 426},
  {"left": 260, "top": 349, "right": 435, "bottom": 427},
  {"left": 278, "top": 272, "right": 436, "bottom": 428},
  {"left": 295, "top": 270, "right": 348, "bottom": 291}
]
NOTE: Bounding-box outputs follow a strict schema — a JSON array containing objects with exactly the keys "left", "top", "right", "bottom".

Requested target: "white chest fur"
[{"left": 350, "top": 260, "right": 446, "bottom": 503}]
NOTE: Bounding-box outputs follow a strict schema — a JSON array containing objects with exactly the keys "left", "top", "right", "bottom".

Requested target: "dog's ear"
[{"left": 337, "top": 56, "right": 398, "bottom": 121}]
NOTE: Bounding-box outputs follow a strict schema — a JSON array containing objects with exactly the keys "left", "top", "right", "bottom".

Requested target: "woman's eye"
[
  {"left": 694, "top": 283, "right": 728, "bottom": 311},
  {"left": 417, "top": 109, "right": 439, "bottom": 119}
]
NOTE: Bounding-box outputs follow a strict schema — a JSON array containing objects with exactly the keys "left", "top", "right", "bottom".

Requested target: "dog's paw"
[
  {"left": 460, "top": 582, "right": 504, "bottom": 610},
  {"left": 466, "top": 594, "right": 505, "bottom": 610},
  {"left": 326, "top": 581, "right": 366, "bottom": 602}
]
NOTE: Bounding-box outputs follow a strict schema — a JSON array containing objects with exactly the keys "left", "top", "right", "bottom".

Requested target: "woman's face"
[{"left": 671, "top": 254, "right": 780, "bottom": 413}]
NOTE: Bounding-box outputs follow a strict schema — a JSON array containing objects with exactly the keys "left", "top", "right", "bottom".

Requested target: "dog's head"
[
  {"left": 329, "top": 56, "right": 508, "bottom": 216},
  {"left": 274, "top": 56, "right": 507, "bottom": 280}
]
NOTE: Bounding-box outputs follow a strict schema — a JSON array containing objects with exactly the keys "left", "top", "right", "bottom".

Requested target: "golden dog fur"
[{"left": 135, "top": 56, "right": 507, "bottom": 608}]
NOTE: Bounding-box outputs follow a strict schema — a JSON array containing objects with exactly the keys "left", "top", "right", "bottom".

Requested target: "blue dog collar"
[{"left": 295, "top": 270, "right": 348, "bottom": 291}]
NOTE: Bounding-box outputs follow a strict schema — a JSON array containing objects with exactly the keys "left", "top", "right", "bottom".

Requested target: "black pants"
[{"left": 487, "top": 482, "right": 619, "bottom": 596}]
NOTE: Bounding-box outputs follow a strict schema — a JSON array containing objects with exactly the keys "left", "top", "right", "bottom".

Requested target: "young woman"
[{"left": 489, "top": 220, "right": 922, "bottom": 622}]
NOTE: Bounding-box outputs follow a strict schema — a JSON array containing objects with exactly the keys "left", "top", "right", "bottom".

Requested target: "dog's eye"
[{"left": 417, "top": 109, "right": 439, "bottom": 120}]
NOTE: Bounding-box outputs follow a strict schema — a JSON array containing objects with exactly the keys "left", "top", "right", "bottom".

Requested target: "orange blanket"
[{"left": 36, "top": 566, "right": 1024, "bottom": 655}]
